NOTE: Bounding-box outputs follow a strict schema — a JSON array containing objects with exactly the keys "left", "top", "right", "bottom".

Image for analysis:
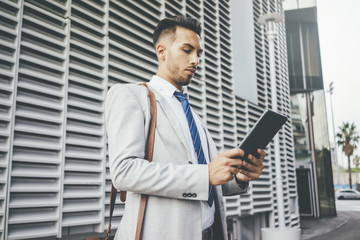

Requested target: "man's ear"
[{"left": 156, "top": 44, "right": 166, "bottom": 61}]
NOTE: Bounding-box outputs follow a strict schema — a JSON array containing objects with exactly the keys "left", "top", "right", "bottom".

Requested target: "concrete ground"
[{"left": 300, "top": 200, "right": 360, "bottom": 240}]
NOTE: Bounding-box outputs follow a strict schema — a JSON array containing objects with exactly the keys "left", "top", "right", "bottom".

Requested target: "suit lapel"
[{"left": 148, "top": 85, "right": 190, "bottom": 158}]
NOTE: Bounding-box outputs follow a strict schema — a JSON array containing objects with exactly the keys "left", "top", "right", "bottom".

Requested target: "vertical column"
[
  {"left": 203, "top": 0, "right": 222, "bottom": 150},
  {"left": 186, "top": 0, "right": 206, "bottom": 119},
  {"left": 61, "top": 0, "right": 107, "bottom": 235},
  {"left": 218, "top": 0, "right": 236, "bottom": 151},
  {"left": 276, "top": 0, "right": 299, "bottom": 227},
  {"left": 6, "top": 0, "right": 69, "bottom": 239},
  {"left": 0, "top": 0, "right": 22, "bottom": 239}
]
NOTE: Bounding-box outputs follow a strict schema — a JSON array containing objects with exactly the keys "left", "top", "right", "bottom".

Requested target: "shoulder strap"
[
  {"left": 135, "top": 83, "right": 157, "bottom": 240},
  {"left": 105, "top": 83, "right": 157, "bottom": 240}
]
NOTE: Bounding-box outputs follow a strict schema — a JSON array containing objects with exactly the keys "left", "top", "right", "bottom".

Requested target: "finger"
[
  {"left": 247, "top": 154, "right": 264, "bottom": 167},
  {"left": 242, "top": 161, "right": 261, "bottom": 173},
  {"left": 238, "top": 168, "right": 261, "bottom": 180},
  {"left": 222, "top": 148, "right": 245, "bottom": 158},
  {"left": 229, "top": 166, "right": 241, "bottom": 175},
  {"left": 227, "top": 158, "right": 244, "bottom": 168},
  {"left": 230, "top": 173, "right": 235, "bottom": 180},
  {"left": 235, "top": 172, "right": 251, "bottom": 182},
  {"left": 257, "top": 149, "right": 266, "bottom": 159}
]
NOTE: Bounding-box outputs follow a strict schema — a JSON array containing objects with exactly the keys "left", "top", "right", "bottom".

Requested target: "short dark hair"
[{"left": 152, "top": 15, "right": 201, "bottom": 47}]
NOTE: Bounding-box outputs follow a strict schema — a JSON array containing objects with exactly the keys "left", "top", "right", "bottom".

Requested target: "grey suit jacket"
[{"left": 105, "top": 83, "right": 247, "bottom": 240}]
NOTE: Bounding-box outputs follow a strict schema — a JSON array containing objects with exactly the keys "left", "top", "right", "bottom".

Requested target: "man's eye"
[{"left": 183, "top": 49, "right": 191, "bottom": 54}]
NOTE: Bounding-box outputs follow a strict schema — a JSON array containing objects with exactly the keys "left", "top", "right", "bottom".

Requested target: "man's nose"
[{"left": 191, "top": 53, "right": 199, "bottom": 66}]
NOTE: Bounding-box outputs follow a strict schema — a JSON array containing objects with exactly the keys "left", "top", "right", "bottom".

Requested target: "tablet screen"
[{"left": 238, "top": 110, "right": 287, "bottom": 160}]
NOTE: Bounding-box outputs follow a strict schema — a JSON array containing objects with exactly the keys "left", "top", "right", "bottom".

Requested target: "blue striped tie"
[{"left": 174, "top": 91, "right": 214, "bottom": 207}]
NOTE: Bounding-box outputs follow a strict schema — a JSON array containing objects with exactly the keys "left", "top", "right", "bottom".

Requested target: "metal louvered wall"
[
  {"left": 0, "top": 0, "right": 298, "bottom": 239},
  {"left": 229, "top": 0, "right": 299, "bottom": 230}
]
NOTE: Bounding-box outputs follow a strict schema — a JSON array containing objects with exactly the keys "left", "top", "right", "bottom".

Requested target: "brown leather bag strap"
[
  {"left": 135, "top": 83, "right": 157, "bottom": 240},
  {"left": 139, "top": 83, "right": 157, "bottom": 163},
  {"left": 104, "top": 83, "right": 156, "bottom": 240},
  {"left": 105, "top": 183, "right": 117, "bottom": 240}
]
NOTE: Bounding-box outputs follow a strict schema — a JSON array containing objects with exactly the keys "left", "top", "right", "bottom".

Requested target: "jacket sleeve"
[{"left": 105, "top": 84, "right": 210, "bottom": 201}]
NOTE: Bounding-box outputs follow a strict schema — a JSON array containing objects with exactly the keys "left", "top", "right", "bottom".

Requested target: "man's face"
[{"left": 159, "top": 26, "right": 203, "bottom": 90}]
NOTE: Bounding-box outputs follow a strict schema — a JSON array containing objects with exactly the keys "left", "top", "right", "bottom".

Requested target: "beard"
[{"left": 166, "top": 54, "right": 193, "bottom": 87}]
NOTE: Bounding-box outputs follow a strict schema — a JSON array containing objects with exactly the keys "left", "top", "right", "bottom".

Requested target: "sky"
[{"left": 317, "top": 0, "right": 360, "bottom": 167}]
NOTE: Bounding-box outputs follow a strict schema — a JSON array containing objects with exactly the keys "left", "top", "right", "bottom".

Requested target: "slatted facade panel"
[
  {"left": 228, "top": 0, "right": 299, "bottom": 229},
  {"left": 218, "top": 0, "right": 236, "bottom": 151},
  {"left": 6, "top": 0, "right": 68, "bottom": 239},
  {"left": 106, "top": 0, "right": 161, "bottom": 231},
  {"left": 276, "top": 0, "right": 299, "bottom": 227},
  {"left": 203, "top": 0, "right": 223, "bottom": 149},
  {"left": 186, "top": 0, "right": 206, "bottom": 118},
  {"left": 226, "top": 98, "right": 252, "bottom": 216},
  {"left": 62, "top": 0, "right": 107, "bottom": 236},
  {"left": 248, "top": 105, "right": 274, "bottom": 213},
  {"left": 0, "top": 1, "right": 21, "bottom": 239},
  {"left": 253, "top": 0, "right": 269, "bottom": 109},
  {"left": 107, "top": 0, "right": 159, "bottom": 87}
]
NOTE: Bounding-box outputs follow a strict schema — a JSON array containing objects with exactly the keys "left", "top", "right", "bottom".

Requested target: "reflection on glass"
[{"left": 291, "top": 90, "right": 336, "bottom": 217}]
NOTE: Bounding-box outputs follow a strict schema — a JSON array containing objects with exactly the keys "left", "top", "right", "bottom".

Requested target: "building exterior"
[
  {"left": 0, "top": 1, "right": 299, "bottom": 239},
  {"left": 283, "top": 0, "right": 336, "bottom": 218}
]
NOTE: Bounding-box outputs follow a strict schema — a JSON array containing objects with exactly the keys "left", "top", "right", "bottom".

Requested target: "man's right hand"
[{"left": 208, "top": 148, "right": 245, "bottom": 186}]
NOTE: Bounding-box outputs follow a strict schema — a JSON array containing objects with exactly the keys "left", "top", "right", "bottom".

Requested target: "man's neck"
[{"left": 155, "top": 73, "right": 183, "bottom": 92}]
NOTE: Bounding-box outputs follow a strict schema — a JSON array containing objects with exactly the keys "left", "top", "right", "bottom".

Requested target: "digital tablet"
[{"left": 237, "top": 109, "right": 287, "bottom": 163}]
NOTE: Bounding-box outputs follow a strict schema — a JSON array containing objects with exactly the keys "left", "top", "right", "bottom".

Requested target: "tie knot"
[{"left": 174, "top": 91, "right": 188, "bottom": 103}]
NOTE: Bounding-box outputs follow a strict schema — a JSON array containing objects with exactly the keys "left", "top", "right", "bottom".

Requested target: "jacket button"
[
  {"left": 192, "top": 193, "right": 197, "bottom": 198},
  {"left": 186, "top": 193, "right": 192, "bottom": 197},
  {"left": 182, "top": 193, "right": 187, "bottom": 197}
]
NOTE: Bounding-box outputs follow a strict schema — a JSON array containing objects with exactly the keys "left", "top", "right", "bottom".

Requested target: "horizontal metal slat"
[
  {"left": 22, "top": 15, "right": 66, "bottom": 39},
  {"left": 12, "top": 141, "right": 61, "bottom": 151},
  {"left": 26, "top": 0, "right": 68, "bottom": 18},
  {"left": 10, "top": 179, "right": 60, "bottom": 193},
  {"left": 62, "top": 204, "right": 101, "bottom": 213},
  {"left": 9, "top": 198, "right": 59, "bottom": 208},
  {"left": 71, "top": 4, "right": 105, "bottom": 27},
  {"left": 19, "top": 54, "right": 65, "bottom": 73},
  {"left": 23, "top": 1, "right": 65, "bottom": 24},
  {"left": 1, "top": 54, "right": 16, "bottom": 66},
  {"left": 63, "top": 191, "right": 102, "bottom": 199},
  {"left": 65, "top": 138, "right": 103, "bottom": 149},
  {"left": 14, "top": 125, "right": 62, "bottom": 138},
  {"left": 0, "top": 25, "right": 17, "bottom": 38},
  {"left": 62, "top": 213, "right": 101, "bottom": 227},
  {"left": 0, "top": 11, "right": 19, "bottom": 29},
  {"left": 66, "top": 125, "right": 103, "bottom": 138},
  {"left": 20, "top": 41, "right": 65, "bottom": 62},
  {"left": 64, "top": 162, "right": 102, "bottom": 174},
  {"left": 16, "top": 95, "right": 62, "bottom": 112},
  {"left": 71, "top": 15, "right": 105, "bottom": 37},
  {"left": 15, "top": 110, "right": 62, "bottom": 125},
  {"left": 69, "top": 63, "right": 104, "bottom": 80},
  {"left": 7, "top": 222, "right": 57, "bottom": 239},
  {"left": 70, "top": 51, "right": 104, "bottom": 70},
  {"left": 70, "top": 27, "right": 105, "bottom": 50},
  {"left": 64, "top": 151, "right": 102, "bottom": 161},
  {"left": 17, "top": 81, "right": 63, "bottom": 99}
]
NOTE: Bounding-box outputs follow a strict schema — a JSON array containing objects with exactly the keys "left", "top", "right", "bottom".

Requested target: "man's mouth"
[{"left": 185, "top": 68, "right": 196, "bottom": 75}]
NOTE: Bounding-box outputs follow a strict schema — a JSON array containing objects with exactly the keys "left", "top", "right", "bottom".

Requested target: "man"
[{"left": 105, "top": 15, "right": 265, "bottom": 240}]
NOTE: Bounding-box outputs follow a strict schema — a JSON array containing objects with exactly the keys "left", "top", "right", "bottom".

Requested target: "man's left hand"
[{"left": 235, "top": 149, "right": 266, "bottom": 182}]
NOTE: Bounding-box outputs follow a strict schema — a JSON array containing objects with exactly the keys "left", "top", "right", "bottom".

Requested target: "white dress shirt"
[{"left": 149, "top": 75, "right": 215, "bottom": 230}]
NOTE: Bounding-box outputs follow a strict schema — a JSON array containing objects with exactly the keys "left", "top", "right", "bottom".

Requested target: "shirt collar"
[{"left": 150, "top": 75, "right": 188, "bottom": 99}]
